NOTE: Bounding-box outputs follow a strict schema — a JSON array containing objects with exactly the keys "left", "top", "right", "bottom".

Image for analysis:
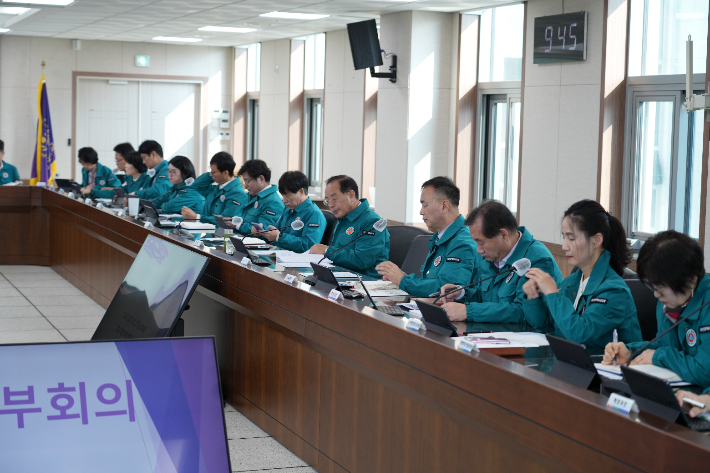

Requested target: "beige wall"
[{"left": 0, "top": 36, "right": 233, "bottom": 181}]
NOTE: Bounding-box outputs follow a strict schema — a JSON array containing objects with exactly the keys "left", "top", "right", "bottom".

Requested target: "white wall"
[
  {"left": 375, "top": 11, "right": 457, "bottom": 224},
  {"left": 518, "top": 0, "right": 605, "bottom": 244},
  {"left": 257, "top": 39, "right": 290, "bottom": 181},
  {"left": 322, "top": 29, "right": 365, "bottom": 191},
  {"left": 0, "top": 36, "right": 233, "bottom": 181}
]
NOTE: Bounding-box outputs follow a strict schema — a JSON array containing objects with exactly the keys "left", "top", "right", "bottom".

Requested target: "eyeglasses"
[
  {"left": 115, "top": 157, "right": 125, "bottom": 163},
  {"left": 168, "top": 170, "right": 181, "bottom": 176},
  {"left": 324, "top": 193, "right": 345, "bottom": 206},
  {"left": 242, "top": 177, "right": 254, "bottom": 186}
]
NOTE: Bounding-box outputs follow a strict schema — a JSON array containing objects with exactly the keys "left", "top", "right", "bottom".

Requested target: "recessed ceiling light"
[
  {"left": 153, "top": 36, "right": 202, "bottom": 43},
  {"left": 199, "top": 26, "right": 256, "bottom": 33},
  {"left": 0, "top": 6, "right": 29, "bottom": 14},
  {"left": 0, "top": 28, "right": 10, "bottom": 33},
  {"left": 2, "top": 0, "right": 73, "bottom": 5},
  {"left": 260, "top": 11, "right": 329, "bottom": 20}
]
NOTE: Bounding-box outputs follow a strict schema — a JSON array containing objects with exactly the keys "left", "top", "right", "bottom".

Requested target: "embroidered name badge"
[
  {"left": 699, "top": 325, "right": 710, "bottom": 334},
  {"left": 254, "top": 201, "right": 259, "bottom": 208},
  {"left": 158, "top": 175, "right": 168, "bottom": 179},
  {"left": 266, "top": 210, "right": 276, "bottom": 216},
  {"left": 506, "top": 273, "right": 514, "bottom": 283},
  {"left": 122, "top": 182, "right": 127, "bottom": 187},
  {"left": 233, "top": 200, "right": 241, "bottom": 205},
  {"left": 346, "top": 227, "right": 355, "bottom": 235},
  {"left": 99, "top": 180, "right": 105, "bottom": 186},
  {"left": 180, "top": 189, "right": 187, "bottom": 193},
  {"left": 220, "top": 195, "right": 226, "bottom": 202},
  {"left": 687, "top": 329, "right": 697, "bottom": 347},
  {"left": 308, "top": 223, "right": 320, "bottom": 227},
  {"left": 446, "top": 257, "right": 461, "bottom": 263},
  {"left": 590, "top": 298, "right": 608, "bottom": 305},
  {"left": 434, "top": 256, "right": 442, "bottom": 267},
  {"left": 363, "top": 231, "right": 375, "bottom": 236}
]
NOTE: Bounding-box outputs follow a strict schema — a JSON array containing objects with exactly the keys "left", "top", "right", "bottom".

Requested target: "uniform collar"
[
  {"left": 496, "top": 226, "right": 533, "bottom": 270},
  {"left": 342, "top": 198, "right": 370, "bottom": 222},
  {"left": 580, "top": 249, "right": 612, "bottom": 296},
  {"left": 220, "top": 178, "right": 239, "bottom": 192},
  {"left": 682, "top": 274, "right": 710, "bottom": 321},
  {"left": 433, "top": 215, "right": 465, "bottom": 246},
  {"left": 255, "top": 184, "right": 277, "bottom": 199},
  {"left": 153, "top": 160, "right": 168, "bottom": 172},
  {"left": 290, "top": 197, "right": 312, "bottom": 214}
]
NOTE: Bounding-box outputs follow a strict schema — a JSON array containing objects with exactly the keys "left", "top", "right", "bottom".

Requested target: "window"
[
  {"left": 303, "top": 98, "right": 323, "bottom": 187},
  {"left": 468, "top": 4, "right": 525, "bottom": 212},
  {"left": 246, "top": 43, "right": 261, "bottom": 92},
  {"left": 247, "top": 98, "right": 259, "bottom": 161},
  {"left": 623, "top": 0, "right": 708, "bottom": 240},
  {"left": 304, "top": 33, "right": 325, "bottom": 90}
]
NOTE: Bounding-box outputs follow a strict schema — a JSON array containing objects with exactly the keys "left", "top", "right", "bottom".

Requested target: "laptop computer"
[
  {"left": 545, "top": 334, "right": 602, "bottom": 391},
  {"left": 621, "top": 365, "right": 710, "bottom": 431},
  {"left": 139, "top": 199, "right": 175, "bottom": 229},
  {"left": 55, "top": 178, "right": 82, "bottom": 194},
  {"left": 308, "top": 263, "right": 362, "bottom": 298},
  {"left": 228, "top": 236, "right": 271, "bottom": 267},
  {"left": 357, "top": 274, "right": 403, "bottom": 315},
  {"left": 414, "top": 300, "right": 460, "bottom": 337}
]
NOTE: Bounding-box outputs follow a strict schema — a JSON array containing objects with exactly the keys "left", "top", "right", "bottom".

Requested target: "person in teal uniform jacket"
[
  {"left": 0, "top": 140, "right": 21, "bottom": 185},
  {"left": 77, "top": 147, "right": 120, "bottom": 197},
  {"left": 309, "top": 175, "right": 390, "bottom": 279},
  {"left": 92, "top": 142, "right": 134, "bottom": 199},
  {"left": 439, "top": 200, "right": 563, "bottom": 325},
  {"left": 522, "top": 200, "right": 642, "bottom": 349},
  {"left": 181, "top": 152, "right": 248, "bottom": 221},
  {"left": 133, "top": 140, "right": 171, "bottom": 200},
  {"left": 603, "top": 230, "right": 710, "bottom": 388},
  {"left": 375, "top": 176, "right": 479, "bottom": 297},
  {"left": 259, "top": 171, "right": 325, "bottom": 252},
  {"left": 152, "top": 156, "right": 205, "bottom": 214},
  {"left": 226, "top": 159, "right": 284, "bottom": 235},
  {"left": 119, "top": 152, "right": 152, "bottom": 194}
]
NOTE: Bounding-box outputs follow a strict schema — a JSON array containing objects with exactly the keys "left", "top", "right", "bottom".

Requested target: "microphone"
[
  {"left": 150, "top": 177, "right": 195, "bottom": 204},
  {"left": 251, "top": 219, "right": 305, "bottom": 236},
  {"left": 430, "top": 258, "right": 532, "bottom": 302},
  {"left": 318, "top": 218, "right": 387, "bottom": 264},
  {"left": 231, "top": 216, "right": 244, "bottom": 230},
  {"left": 626, "top": 297, "right": 710, "bottom": 366}
]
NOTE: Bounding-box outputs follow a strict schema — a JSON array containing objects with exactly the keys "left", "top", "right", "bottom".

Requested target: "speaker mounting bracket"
[{"left": 369, "top": 54, "right": 397, "bottom": 83}]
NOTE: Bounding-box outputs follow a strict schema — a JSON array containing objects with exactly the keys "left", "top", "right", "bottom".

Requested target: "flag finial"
[{"left": 41, "top": 61, "right": 45, "bottom": 69}]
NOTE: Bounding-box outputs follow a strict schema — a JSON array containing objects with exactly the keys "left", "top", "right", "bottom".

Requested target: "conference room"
[{"left": 1, "top": 0, "right": 710, "bottom": 471}]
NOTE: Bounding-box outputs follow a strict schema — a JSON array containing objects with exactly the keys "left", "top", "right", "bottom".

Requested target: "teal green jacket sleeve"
[
  {"left": 0, "top": 163, "right": 20, "bottom": 184},
  {"left": 192, "top": 172, "right": 214, "bottom": 195},
  {"left": 329, "top": 230, "right": 390, "bottom": 279},
  {"left": 520, "top": 296, "right": 553, "bottom": 331},
  {"left": 542, "top": 286, "right": 635, "bottom": 348},
  {"left": 238, "top": 197, "right": 284, "bottom": 235},
  {"left": 135, "top": 168, "right": 171, "bottom": 200},
  {"left": 159, "top": 188, "right": 206, "bottom": 214},
  {"left": 399, "top": 240, "right": 477, "bottom": 297},
  {"left": 652, "top": 341, "right": 710, "bottom": 387},
  {"left": 278, "top": 213, "right": 327, "bottom": 253},
  {"left": 464, "top": 257, "right": 562, "bottom": 324}
]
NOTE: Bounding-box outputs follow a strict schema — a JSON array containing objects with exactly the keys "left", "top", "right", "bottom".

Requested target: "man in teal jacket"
[
  {"left": 309, "top": 175, "right": 389, "bottom": 279},
  {"left": 376, "top": 176, "right": 479, "bottom": 297},
  {"left": 229, "top": 159, "right": 284, "bottom": 235},
  {"left": 440, "top": 200, "right": 562, "bottom": 324},
  {"left": 0, "top": 140, "right": 21, "bottom": 185},
  {"left": 181, "top": 152, "right": 248, "bottom": 221},
  {"left": 260, "top": 171, "right": 326, "bottom": 252},
  {"left": 134, "top": 140, "right": 171, "bottom": 200},
  {"left": 77, "top": 147, "right": 121, "bottom": 197}
]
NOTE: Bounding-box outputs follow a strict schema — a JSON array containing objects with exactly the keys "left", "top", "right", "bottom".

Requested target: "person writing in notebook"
[
  {"left": 602, "top": 231, "right": 710, "bottom": 388},
  {"left": 521, "top": 200, "right": 642, "bottom": 349}
]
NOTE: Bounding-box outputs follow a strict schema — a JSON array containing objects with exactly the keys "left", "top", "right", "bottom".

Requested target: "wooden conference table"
[{"left": 2, "top": 186, "right": 710, "bottom": 472}]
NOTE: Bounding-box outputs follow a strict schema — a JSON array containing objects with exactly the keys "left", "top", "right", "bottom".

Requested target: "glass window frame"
[
  {"left": 246, "top": 94, "right": 259, "bottom": 161},
  {"left": 303, "top": 91, "right": 324, "bottom": 191},
  {"left": 622, "top": 73, "right": 706, "bottom": 241}
]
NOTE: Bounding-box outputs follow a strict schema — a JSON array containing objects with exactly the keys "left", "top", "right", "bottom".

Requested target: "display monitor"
[
  {"left": 0, "top": 337, "right": 230, "bottom": 472},
  {"left": 346, "top": 19, "right": 383, "bottom": 70},
  {"left": 92, "top": 234, "right": 209, "bottom": 340}
]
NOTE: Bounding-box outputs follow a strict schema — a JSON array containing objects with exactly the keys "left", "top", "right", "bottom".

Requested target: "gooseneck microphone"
[
  {"left": 317, "top": 218, "right": 388, "bottom": 264},
  {"left": 626, "top": 297, "right": 710, "bottom": 366},
  {"left": 430, "top": 258, "right": 532, "bottom": 302}
]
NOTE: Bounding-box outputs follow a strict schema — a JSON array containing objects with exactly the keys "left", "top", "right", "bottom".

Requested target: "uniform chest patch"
[
  {"left": 179, "top": 189, "right": 187, "bottom": 193},
  {"left": 590, "top": 298, "right": 608, "bottom": 304},
  {"left": 3, "top": 172, "right": 9, "bottom": 178},
  {"left": 99, "top": 180, "right": 105, "bottom": 186},
  {"left": 254, "top": 201, "right": 258, "bottom": 209},
  {"left": 220, "top": 195, "right": 226, "bottom": 202},
  {"left": 308, "top": 223, "right": 320, "bottom": 227},
  {"left": 506, "top": 273, "right": 514, "bottom": 283},
  {"left": 363, "top": 231, "right": 375, "bottom": 236},
  {"left": 446, "top": 257, "right": 460, "bottom": 263},
  {"left": 346, "top": 227, "right": 355, "bottom": 235},
  {"left": 687, "top": 329, "right": 697, "bottom": 347},
  {"left": 699, "top": 325, "right": 710, "bottom": 334},
  {"left": 233, "top": 200, "right": 241, "bottom": 205},
  {"left": 434, "top": 256, "right": 442, "bottom": 267},
  {"left": 266, "top": 210, "right": 275, "bottom": 216}
]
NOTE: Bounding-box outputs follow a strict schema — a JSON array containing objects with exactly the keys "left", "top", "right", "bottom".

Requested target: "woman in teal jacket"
[
  {"left": 93, "top": 152, "right": 151, "bottom": 198},
  {"left": 153, "top": 156, "right": 205, "bottom": 214},
  {"left": 523, "top": 200, "right": 642, "bottom": 349},
  {"left": 78, "top": 147, "right": 120, "bottom": 196},
  {"left": 603, "top": 230, "right": 710, "bottom": 388}
]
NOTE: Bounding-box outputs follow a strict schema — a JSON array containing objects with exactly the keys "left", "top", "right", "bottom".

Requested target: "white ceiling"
[{"left": 0, "top": 0, "right": 520, "bottom": 47}]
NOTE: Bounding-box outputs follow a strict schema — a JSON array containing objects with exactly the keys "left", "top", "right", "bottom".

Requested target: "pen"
[
  {"left": 428, "top": 285, "right": 463, "bottom": 298},
  {"left": 612, "top": 329, "right": 618, "bottom": 366},
  {"left": 683, "top": 397, "right": 706, "bottom": 409}
]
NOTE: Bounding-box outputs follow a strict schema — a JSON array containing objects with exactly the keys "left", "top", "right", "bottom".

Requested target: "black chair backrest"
[
  {"left": 622, "top": 267, "right": 638, "bottom": 279},
  {"left": 321, "top": 209, "right": 337, "bottom": 245},
  {"left": 401, "top": 234, "right": 432, "bottom": 277},
  {"left": 387, "top": 225, "right": 432, "bottom": 268},
  {"left": 625, "top": 279, "right": 658, "bottom": 341}
]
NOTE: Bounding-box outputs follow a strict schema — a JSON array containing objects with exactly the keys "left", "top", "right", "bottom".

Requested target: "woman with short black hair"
[
  {"left": 603, "top": 230, "right": 710, "bottom": 389},
  {"left": 522, "top": 199, "right": 642, "bottom": 349},
  {"left": 78, "top": 147, "right": 120, "bottom": 197},
  {"left": 152, "top": 156, "right": 205, "bottom": 214}
]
